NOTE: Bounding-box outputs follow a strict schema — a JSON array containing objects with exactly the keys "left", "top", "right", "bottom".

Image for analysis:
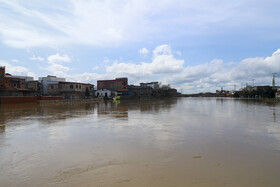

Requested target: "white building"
[
  {"left": 39, "top": 75, "right": 66, "bottom": 95},
  {"left": 95, "top": 89, "right": 117, "bottom": 98}
]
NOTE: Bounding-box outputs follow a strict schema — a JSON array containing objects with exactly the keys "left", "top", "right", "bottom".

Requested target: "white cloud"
[
  {"left": 45, "top": 53, "right": 71, "bottom": 77},
  {"left": 11, "top": 59, "right": 19, "bottom": 63},
  {"left": 106, "top": 45, "right": 184, "bottom": 78},
  {"left": 138, "top": 48, "right": 149, "bottom": 55},
  {"left": 0, "top": 0, "right": 279, "bottom": 48},
  {"left": 176, "top": 51, "right": 182, "bottom": 56},
  {"left": 0, "top": 60, "right": 36, "bottom": 78},
  {"left": 99, "top": 45, "right": 280, "bottom": 93},
  {"left": 47, "top": 53, "right": 71, "bottom": 64},
  {"left": 30, "top": 55, "right": 44, "bottom": 61},
  {"left": 92, "top": 66, "right": 99, "bottom": 70}
]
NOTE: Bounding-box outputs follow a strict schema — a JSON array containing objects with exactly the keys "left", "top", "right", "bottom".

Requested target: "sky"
[{"left": 0, "top": 0, "right": 280, "bottom": 93}]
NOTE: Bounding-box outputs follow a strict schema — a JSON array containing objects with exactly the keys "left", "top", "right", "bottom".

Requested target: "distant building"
[
  {"left": 140, "top": 82, "right": 159, "bottom": 90},
  {"left": 128, "top": 85, "right": 153, "bottom": 97},
  {"left": 39, "top": 75, "right": 66, "bottom": 95},
  {"left": 253, "top": 85, "right": 271, "bottom": 91},
  {"left": 47, "top": 81, "right": 94, "bottom": 99},
  {"left": 97, "top": 78, "right": 128, "bottom": 91},
  {"left": 242, "top": 86, "right": 254, "bottom": 92},
  {"left": 4, "top": 73, "right": 34, "bottom": 82}
]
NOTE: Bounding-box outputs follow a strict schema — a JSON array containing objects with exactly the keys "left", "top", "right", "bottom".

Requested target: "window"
[
  {"left": 0, "top": 84, "right": 3, "bottom": 88},
  {"left": 79, "top": 85, "right": 81, "bottom": 89},
  {"left": 13, "top": 83, "right": 18, "bottom": 88},
  {"left": 59, "top": 85, "right": 62, "bottom": 89},
  {"left": 51, "top": 85, "right": 54, "bottom": 89},
  {"left": 76, "top": 85, "right": 78, "bottom": 89},
  {"left": 70, "top": 85, "right": 73, "bottom": 89}
]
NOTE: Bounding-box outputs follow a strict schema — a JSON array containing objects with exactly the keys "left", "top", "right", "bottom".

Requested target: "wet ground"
[{"left": 0, "top": 98, "right": 280, "bottom": 186}]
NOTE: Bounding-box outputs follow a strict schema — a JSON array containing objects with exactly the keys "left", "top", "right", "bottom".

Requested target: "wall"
[
  {"left": 0, "top": 96, "right": 37, "bottom": 104},
  {"left": 97, "top": 78, "right": 128, "bottom": 91}
]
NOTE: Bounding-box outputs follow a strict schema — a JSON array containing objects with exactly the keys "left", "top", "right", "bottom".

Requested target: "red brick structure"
[
  {"left": 0, "top": 66, "right": 26, "bottom": 90},
  {"left": 0, "top": 67, "right": 33, "bottom": 97},
  {"left": 97, "top": 78, "right": 128, "bottom": 91}
]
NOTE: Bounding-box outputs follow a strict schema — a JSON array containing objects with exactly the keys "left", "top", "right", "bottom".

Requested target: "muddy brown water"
[{"left": 0, "top": 98, "right": 280, "bottom": 187}]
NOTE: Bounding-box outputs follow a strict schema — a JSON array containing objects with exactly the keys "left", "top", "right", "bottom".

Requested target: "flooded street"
[{"left": 1, "top": 98, "right": 280, "bottom": 187}]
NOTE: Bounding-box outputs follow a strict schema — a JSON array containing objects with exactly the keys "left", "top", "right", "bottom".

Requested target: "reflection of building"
[
  {"left": 97, "top": 78, "right": 128, "bottom": 91},
  {"left": 47, "top": 81, "right": 94, "bottom": 99},
  {"left": 97, "top": 102, "right": 128, "bottom": 119},
  {"left": 39, "top": 75, "right": 66, "bottom": 95},
  {"left": 0, "top": 66, "right": 34, "bottom": 96}
]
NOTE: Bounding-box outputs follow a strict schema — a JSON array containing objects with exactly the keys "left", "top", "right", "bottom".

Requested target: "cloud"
[
  {"left": 0, "top": 60, "right": 37, "bottom": 78},
  {"left": 168, "top": 49, "right": 280, "bottom": 93},
  {"left": 47, "top": 53, "right": 71, "bottom": 64},
  {"left": 11, "top": 59, "right": 19, "bottom": 63},
  {"left": 45, "top": 53, "right": 71, "bottom": 77},
  {"left": 3, "top": 45, "right": 279, "bottom": 94},
  {"left": 106, "top": 45, "right": 184, "bottom": 78},
  {"left": 100, "top": 45, "right": 280, "bottom": 93},
  {"left": 92, "top": 66, "right": 99, "bottom": 70},
  {"left": 138, "top": 48, "right": 149, "bottom": 55},
  {"left": 30, "top": 55, "right": 44, "bottom": 61},
  {"left": 35, "top": 45, "right": 280, "bottom": 93},
  {"left": 0, "top": 0, "right": 279, "bottom": 48}
]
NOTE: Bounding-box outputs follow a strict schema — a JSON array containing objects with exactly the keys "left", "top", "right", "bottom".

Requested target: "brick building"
[
  {"left": 97, "top": 78, "right": 128, "bottom": 91},
  {"left": 0, "top": 66, "right": 34, "bottom": 96}
]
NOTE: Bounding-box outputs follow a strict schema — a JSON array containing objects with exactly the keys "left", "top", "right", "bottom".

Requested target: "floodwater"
[{"left": 0, "top": 98, "right": 280, "bottom": 187}]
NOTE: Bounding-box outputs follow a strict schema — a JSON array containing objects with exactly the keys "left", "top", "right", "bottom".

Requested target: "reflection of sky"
[{"left": 1, "top": 98, "right": 280, "bottom": 186}]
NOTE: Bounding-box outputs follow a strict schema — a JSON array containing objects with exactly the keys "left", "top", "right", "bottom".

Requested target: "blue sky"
[{"left": 0, "top": 0, "right": 280, "bottom": 93}]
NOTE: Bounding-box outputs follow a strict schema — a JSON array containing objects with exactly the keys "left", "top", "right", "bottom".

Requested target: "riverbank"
[{"left": 0, "top": 96, "right": 103, "bottom": 105}]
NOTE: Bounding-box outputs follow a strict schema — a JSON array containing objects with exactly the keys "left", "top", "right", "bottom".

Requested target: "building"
[
  {"left": 97, "top": 78, "right": 128, "bottom": 91},
  {"left": 0, "top": 66, "right": 34, "bottom": 96},
  {"left": 39, "top": 75, "right": 66, "bottom": 95},
  {"left": 140, "top": 82, "right": 159, "bottom": 90},
  {"left": 276, "top": 89, "right": 280, "bottom": 98},
  {"left": 95, "top": 89, "right": 117, "bottom": 98},
  {"left": 47, "top": 81, "right": 94, "bottom": 99},
  {"left": 128, "top": 85, "right": 153, "bottom": 97},
  {"left": 26, "top": 81, "right": 42, "bottom": 95},
  {"left": 5, "top": 74, "right": 34, "bottom": 82}
]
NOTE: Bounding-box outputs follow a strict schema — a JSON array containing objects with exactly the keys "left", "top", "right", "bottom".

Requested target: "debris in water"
[{"left": 193, "top": 155, "right": 202, "bottom": 159}]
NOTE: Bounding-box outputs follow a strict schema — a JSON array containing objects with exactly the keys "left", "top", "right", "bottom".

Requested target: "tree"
[{"left": 85, "top": 87, "right": 90, "bottom": 98}]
